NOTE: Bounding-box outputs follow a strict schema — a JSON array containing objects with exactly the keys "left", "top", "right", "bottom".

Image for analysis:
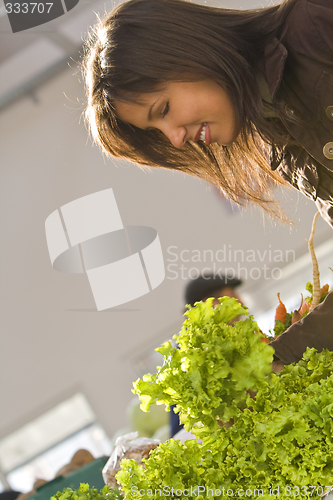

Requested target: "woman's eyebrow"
[{"left": 148, "top": 100, "right": 157, "bottom": 121}]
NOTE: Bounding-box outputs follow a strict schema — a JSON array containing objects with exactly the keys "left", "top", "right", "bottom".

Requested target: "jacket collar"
[{"left": 264, "top": 38, "right": 288, "bottom": 98}]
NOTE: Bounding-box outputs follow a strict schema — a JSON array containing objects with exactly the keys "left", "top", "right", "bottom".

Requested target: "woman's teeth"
[{"left": 200, "top": 123, "right": 207, "bottom": 141}]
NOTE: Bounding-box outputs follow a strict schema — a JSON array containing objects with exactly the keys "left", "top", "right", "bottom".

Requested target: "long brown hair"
[{"left": 82, "top": 0, "right": 297, "bottom": 219}]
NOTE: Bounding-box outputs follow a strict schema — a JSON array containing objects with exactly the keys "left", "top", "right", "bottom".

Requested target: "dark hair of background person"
[
  {"left": 82, "top": 0, "right": 298, "bottom": 221},
  {"left": 184, "top": 274, "right": 242, "bottom": 307}
]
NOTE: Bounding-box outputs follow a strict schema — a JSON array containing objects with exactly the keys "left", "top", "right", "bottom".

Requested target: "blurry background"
[{"left": 0, "top": 0, "right": 332, "bottom": 493}]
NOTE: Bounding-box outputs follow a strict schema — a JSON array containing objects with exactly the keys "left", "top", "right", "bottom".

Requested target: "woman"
[
  {"left": 82, "top": 0, "right": 333, "bottom": 362},
  {"left": 83, "top": 0, "right": 333, "bottom": 226}
]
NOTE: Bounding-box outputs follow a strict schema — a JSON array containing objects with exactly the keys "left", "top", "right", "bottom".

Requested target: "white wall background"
[{"left": 0, "top": 0, "right": 332, "bottom": 476}]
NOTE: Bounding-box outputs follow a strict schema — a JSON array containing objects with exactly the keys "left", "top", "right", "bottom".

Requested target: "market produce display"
[
  {"left": 115, "top": 298, "right": 333, "bottom": 499},
  {"left": 272, "top": 212, "right": 332, "bottom": 338},
  {"left": 49, "top": 214, "right": 331, "bottom": 500},
  {"left": 272, "top": 283, "right": 331, "bottom": 337}
]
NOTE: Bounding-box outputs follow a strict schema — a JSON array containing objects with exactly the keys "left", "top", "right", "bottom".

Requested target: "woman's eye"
[{"left": 162, "top": 102, "right": 169, "bottom": 118}]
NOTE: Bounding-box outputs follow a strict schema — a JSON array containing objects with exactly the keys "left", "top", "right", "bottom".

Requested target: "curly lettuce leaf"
[
  {"left": 133, "top": 298, "right": 274, "bottom": 432},
  {"left": 51, "top": 484, "right": 123, "bottom": 500}
]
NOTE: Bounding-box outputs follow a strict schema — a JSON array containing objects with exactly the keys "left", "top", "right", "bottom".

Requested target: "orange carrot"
[
  {"left": 260, "top": 336, "right": 271, "bottom": 344},
  {"left": 299, "top": 300, "right": 311, "bottom": 317},
  {"left": 255, "top": 327, "right": 272, "bottom": 344},
  {"left": 275, "top": 293, "right": 287, "bottom": 323},
  {"left": 320, "top": 284, "right": 330, "bottom": 295}
]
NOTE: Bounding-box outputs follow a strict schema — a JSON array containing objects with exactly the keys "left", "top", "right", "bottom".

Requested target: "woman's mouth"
[
  {"left": 199, "top": 123, "right": 207, "bottom": 141},
  {"left": 195, "top": 122, "right": 211, "bottom": 145}
]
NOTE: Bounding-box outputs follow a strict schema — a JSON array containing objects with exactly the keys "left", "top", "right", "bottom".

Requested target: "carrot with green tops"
[
  {"left": 275, "top": 293, "right": 287, "bottom": 324},
  {"left": 299, "top": 300, "right": 311, "bottom": 317}
]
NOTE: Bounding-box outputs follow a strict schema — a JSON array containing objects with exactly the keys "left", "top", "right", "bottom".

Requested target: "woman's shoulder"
[
  {"left": 305, "top": 0, "right": 333, "bottom": 52},
  {"left": 285, "top": 0, "right": 333, "bottom": 53}
]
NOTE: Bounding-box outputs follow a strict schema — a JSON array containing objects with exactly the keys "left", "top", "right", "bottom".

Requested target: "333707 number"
[
  {"left": 5, "top": 3, "right": 53, "bottom": 14},
  {"left": 284, "top": 486, "right": 327, "bottom": 496}
]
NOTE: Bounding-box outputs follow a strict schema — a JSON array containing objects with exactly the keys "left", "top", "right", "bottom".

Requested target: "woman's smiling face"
[{"left": 114, "top": 80, "right": 239, "bottom": 148}]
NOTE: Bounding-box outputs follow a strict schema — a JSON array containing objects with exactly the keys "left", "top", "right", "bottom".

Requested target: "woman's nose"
[{"left": 160, "top": 124, "right": 186, "bottom": 149}]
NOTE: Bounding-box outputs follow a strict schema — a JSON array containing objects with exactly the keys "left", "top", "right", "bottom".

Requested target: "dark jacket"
[
  {"left": 264, "top": 0, "right": 333, "bottom": 362},
  {"left": 263, "top": 0, "right": 333, "bottom": 227}
]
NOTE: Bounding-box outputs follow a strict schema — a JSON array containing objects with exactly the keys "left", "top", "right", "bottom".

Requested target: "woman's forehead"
[{"left": 113, "top": 98, "right": 153, "bottom": 128}]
